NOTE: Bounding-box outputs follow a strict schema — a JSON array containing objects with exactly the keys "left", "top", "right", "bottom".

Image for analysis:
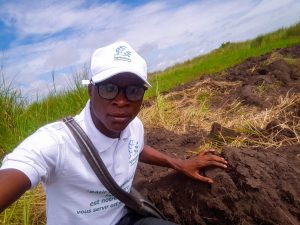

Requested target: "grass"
[
  {"left": 0, "top": 69, "right": 89, "bottom": 153},
  {"left": 0, "top": 185, "right": 46, "bottom": 225},
  {"left": 146, "top": 22, "right": 300, "bottom": 98},
  {"left": 141, "top": 80, "right": 300, "bottom": 149},
  {"left": 197, "top": 92, "right": 211, "bottom": 112},
  {"left": 0, "top": 22, "right": 300, "bottom": 224},
  {"left": 0, "top": 76, "right": 26, "bottom": 154}
]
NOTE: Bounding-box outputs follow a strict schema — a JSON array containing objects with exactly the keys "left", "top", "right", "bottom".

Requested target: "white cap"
[{"left": 82, "top": 41, "right": 150, "bottom": 86}]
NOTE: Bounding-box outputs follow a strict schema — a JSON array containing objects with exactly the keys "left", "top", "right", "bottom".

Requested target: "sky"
[{"left": 0, "top": 0, "right": 300, "bottom": 101}]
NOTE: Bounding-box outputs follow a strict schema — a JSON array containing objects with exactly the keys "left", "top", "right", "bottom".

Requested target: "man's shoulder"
[
  {"left": 38, "top": 120, "right": 68, "bottom": 135},
  {"left": 21, "top": 120, "right": 70, "bottom": 148}
]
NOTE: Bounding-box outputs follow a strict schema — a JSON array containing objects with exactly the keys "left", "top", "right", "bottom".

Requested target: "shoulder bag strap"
[{"left": 63, "top": 116, "right": 165, "bottom": 219}]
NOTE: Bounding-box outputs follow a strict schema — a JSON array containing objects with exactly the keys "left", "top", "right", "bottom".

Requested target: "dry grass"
[
  {"left": 140, "top": 79, "right": 300, "bottom": 150},
  {"left": 140, "top": 79, "right": 241, "bottom": 132},
  {"left": 0, "top": 185, "right": 46, "bottom": 225},
  {"left": 237, "top": 93, "right": 300, "bottom": 148}
]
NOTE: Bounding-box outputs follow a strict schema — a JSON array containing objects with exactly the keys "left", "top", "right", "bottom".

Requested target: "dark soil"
[
  {"left": 134, "top": 45, "right": 300, "bottom": 225},
  {"left": 170, "top": 45, "right": 300, "bottom": 109}
]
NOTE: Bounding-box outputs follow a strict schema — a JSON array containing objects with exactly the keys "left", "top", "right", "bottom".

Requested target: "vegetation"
[
  {"left": 0, "top": 22, "right": 300, "bottom": 224},
  {"left": 141, "top": 81, "right": 300, "bottom": 149},
  {"left": 146, "top": 22, "right": 300, "bottom": 97}
]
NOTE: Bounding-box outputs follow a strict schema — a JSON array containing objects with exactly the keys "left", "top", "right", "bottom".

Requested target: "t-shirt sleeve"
[{"left": 1, "top": 127, "right": 62, "bottom": 188}]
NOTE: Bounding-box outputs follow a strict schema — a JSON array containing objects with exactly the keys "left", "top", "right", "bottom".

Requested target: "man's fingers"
[
  {"left": 207, "top": 155, "right": 228, "bottom": 164},
  {"left": 194, "top": 174, "right": 214, "bottom": 184},
  {"left": 200, "top": 149, "right": 215, "bottom": 156},
  {"left": 195, "top": 155, "right": 228, "bottom": 168},
  {"left": 197, "top": 154, "right": 228, "bottom": 166},
  {"left": 204, "top": 149, "right": 215, "bottom": 154},
  {"left": 207, "top": 161, "right": 228, "bottom": 168}
]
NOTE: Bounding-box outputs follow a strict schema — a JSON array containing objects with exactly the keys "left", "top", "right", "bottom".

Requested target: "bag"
[{"left": 63, "top": 116, "right": 166, "bottom": 219}]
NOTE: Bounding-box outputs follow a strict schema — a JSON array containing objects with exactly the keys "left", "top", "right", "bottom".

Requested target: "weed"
[
  {"left": 255, "top": 82, "right": 267, "bottom": 94},
  {"left": 197, "top": 92, "right": 211, "bottom": 112}
]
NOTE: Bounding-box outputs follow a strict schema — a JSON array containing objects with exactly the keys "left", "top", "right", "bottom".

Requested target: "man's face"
[{"left": 88, "top": 72, "right": 145, "bottom": 138}]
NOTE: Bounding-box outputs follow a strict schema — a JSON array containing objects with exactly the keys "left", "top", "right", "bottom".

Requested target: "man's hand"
[
  {"left": 139, "top": 145, "right": 228, "bottom": 184},
  {"left": 175, "top": 149, "right": 227, "bottom": 184}
]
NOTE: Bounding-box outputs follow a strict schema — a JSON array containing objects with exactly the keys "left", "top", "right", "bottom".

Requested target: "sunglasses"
[{"left": 95, "top": 83, "right": 147, "bottom": 101}]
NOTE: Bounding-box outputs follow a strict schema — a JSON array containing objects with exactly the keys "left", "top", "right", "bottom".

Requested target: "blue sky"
[{"left": 0, "top": 0, "right": 300, "bottom": 101}]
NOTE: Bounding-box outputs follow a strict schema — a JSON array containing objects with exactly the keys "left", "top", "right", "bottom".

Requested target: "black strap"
[{"left": 63, "top": 116, "right": 165, "bottom": 219}]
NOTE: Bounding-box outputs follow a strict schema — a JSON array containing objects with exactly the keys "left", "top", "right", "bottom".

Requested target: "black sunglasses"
[{"left": 95, "top": 83, "right": 147, "bottom": 101}]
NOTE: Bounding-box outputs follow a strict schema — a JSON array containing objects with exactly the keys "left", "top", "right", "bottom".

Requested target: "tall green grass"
[
  {"left": 0, "top": 69, "right": 89, "bottom": 156},
  {"left": 0, "top": 76, "right": 26, "bottom": 155}
]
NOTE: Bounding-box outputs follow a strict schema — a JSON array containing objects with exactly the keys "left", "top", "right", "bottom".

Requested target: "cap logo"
[{"left": 114, "top": 45, "right": 132, "bottom": 62}]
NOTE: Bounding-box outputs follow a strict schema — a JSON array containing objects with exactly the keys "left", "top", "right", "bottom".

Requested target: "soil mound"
[
  {"left": 216, "top": 45, "right": 300, "bottom": 108},
  {"left": 154, "top": 145, "right": 300, "bottom": 225},
  {"left": 136, "top": 129, "right": 300, "bottom": 225},
  {"left": 135, "top": 45, "right": 300, "bottom": 224}
]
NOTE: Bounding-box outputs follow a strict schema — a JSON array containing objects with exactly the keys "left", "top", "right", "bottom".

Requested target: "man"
[{"left": 0, "top": 41, "right": 227, "bottom": 225}]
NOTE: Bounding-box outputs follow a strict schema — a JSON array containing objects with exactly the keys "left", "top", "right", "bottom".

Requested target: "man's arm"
[
  {"left": 139, "top": 145, "right": 227, "bottom": 184},
  {"left": 0, "top": 169, "right": 31, "bottom": 213}
]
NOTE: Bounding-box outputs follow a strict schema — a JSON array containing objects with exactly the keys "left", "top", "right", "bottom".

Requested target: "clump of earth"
[{"left": 134, "top": 45, "right": 300, "bottom": 225}]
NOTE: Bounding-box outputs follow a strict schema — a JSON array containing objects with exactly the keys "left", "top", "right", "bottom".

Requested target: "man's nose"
[{"left": 112, "top": 89, "right": 129, "bottom": 106}]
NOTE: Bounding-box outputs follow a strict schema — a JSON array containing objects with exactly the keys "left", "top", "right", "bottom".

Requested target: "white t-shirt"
[{"left": 1, "top": 100, "right": 145, "bottom": 225}]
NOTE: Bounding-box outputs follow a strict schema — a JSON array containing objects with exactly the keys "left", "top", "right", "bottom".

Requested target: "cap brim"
[{"left": 91, "top": 67, "right": 151, "bottom": 87}]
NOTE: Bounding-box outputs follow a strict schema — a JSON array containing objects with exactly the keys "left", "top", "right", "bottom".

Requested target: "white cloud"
[
  {"left": 1, "top": 0, "right": 84, "bottom": 37},
  {"left": 0, "top": 0, "right": 300, "bottom": 101}
]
